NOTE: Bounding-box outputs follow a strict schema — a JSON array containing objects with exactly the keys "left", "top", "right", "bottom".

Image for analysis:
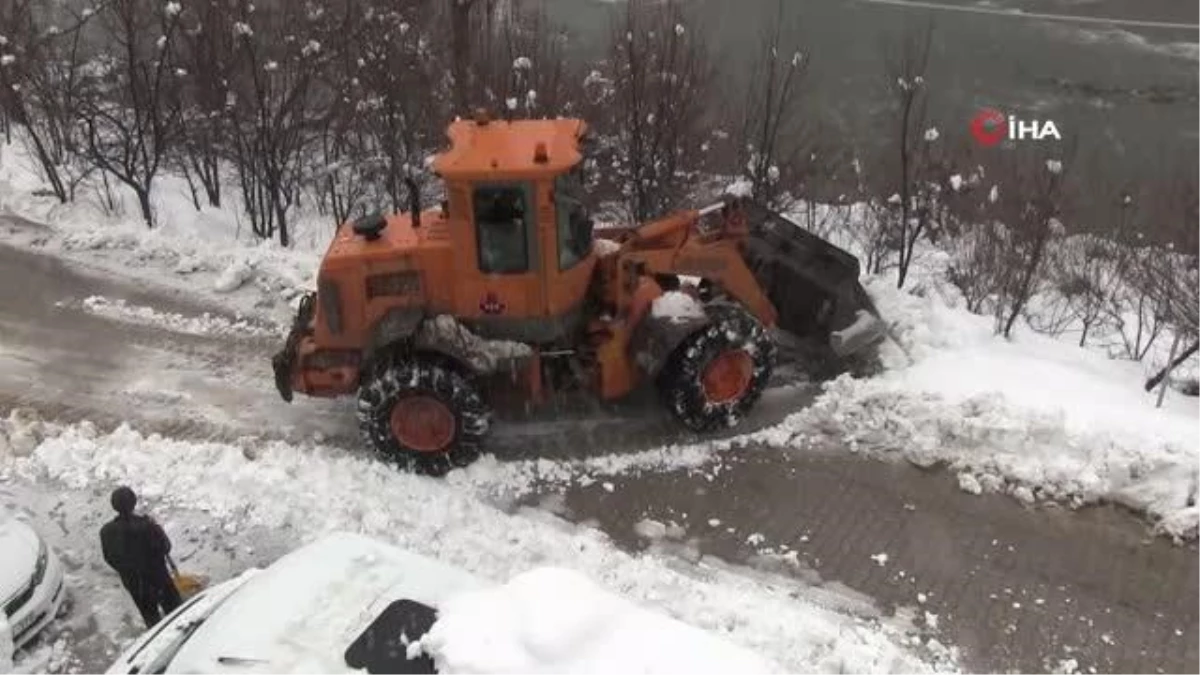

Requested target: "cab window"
[
  {"left": 474, "top": 185, "right": 530, "bottom": 274},
  {"left": 555, "top": 170, "right": 593, "bottom": 271}
]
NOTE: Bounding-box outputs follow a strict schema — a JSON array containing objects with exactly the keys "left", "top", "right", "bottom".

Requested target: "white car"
[
  {"left": 0, "top": 517, "right": 66, "bottom": 652},
  {"left": 107, "top": 531, "right": 772, "bottom": 674}
]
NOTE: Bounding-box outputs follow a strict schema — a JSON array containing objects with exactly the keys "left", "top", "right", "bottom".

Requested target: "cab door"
[
  {"left": 451, "top": 180, "right": 546, "bottom": 341},
  {"left": 538, "top": 174, "right": 596, "bottom": 335}
]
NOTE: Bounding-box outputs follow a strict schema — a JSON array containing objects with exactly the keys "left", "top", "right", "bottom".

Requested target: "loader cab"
[{"left": 434, "top": 115, "right": 598, "bottom": 344}]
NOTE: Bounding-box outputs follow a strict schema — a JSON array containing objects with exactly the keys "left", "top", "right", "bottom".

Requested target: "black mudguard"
[{"left": 271, "top": 292, "right": 316, "bottom": 402}]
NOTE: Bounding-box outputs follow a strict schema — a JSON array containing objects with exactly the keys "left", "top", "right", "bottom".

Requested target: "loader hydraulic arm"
[{"left": 616, "top": 201, "right": 780, "bottom": 329}]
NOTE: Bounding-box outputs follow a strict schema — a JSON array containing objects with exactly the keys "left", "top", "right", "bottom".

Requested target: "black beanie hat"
[{"left": 111, "top": 486, "right": 137, "bottom": 515}]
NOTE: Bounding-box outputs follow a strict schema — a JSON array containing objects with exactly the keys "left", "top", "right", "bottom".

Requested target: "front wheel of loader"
[
  {"left": 658, "top": 307, "right": 776, "bottom": 432},
  {"left": 356, "top": 356, "right": 491, "bottom": 476}
]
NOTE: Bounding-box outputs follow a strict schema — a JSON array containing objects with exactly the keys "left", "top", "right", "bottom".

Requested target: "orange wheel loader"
[{"left": 271, "top": 112, "right": 887, "bottom": 475}]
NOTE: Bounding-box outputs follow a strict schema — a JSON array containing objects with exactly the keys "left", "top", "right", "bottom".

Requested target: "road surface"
[{"left": 0, "top": 235, "right": 1195, "bottom": 673}]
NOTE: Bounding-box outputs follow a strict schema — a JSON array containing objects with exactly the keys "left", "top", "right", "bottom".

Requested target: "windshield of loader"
[{"left": 556, "top": 166, "right": 592, "bottom": 270}]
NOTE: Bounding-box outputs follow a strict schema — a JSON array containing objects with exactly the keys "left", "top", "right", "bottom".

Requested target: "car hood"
[
  {"left": 126, "top": 532, "right": 485, "bottom": 674},
  {"left": 0, "top": 519, "right": 40, "bottom": 601}
]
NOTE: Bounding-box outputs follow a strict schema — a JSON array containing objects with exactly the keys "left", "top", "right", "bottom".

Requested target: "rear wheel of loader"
[
  {"left": 356, "top": 356, "right": 490, "bottom": 476},
  {"left": 658, "top": 306, "right": 776, "bottom": 432}
]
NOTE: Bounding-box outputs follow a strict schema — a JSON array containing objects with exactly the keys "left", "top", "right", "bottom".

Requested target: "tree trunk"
[
  {"left": 451, "top": 0, "right": 475, "bottom": 116},
  {"left": 1145, "top": 340, "right": 1198, "bottom": 393},
  {"left": 135, "top": 187, "right": 154, "bottom": 228}
]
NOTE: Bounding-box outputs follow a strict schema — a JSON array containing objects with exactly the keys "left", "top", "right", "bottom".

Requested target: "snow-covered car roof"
[{"left": 108, "top": 531, "right": 773, "bottom": 674}]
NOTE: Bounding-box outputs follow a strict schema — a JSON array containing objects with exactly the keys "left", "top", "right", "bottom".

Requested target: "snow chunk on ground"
[
  {"left": 414, "top": 567, "right": 775, "bottom": 674},
  {"left": 651, "top": 291, "right": 706, "bottom": 323},
  {"left": 78, "top": 296, "right": 278, "bottom": 339},
  {"left": 213, "top": 259, "right": 254, "bottom": 293},
  {"left": 633, "top": 518, "right": 668, "bottom": 540}
]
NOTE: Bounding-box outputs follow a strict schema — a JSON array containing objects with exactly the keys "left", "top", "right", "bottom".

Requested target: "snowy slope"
[
  {"left": 752, "top": 273, "right": 1198, "bottom": 539},
  {"left": 0, "top": 415, "right": 952, "bottom": 674}
]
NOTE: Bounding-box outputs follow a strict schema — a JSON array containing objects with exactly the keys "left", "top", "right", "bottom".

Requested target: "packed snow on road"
[{"left": 0, "top": 414, "right": 950, "bottom": 673}]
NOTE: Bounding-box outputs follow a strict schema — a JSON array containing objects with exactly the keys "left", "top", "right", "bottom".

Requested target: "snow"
[
  {"left": 650, "top": 291, "right": 706, "bottom": 323},
  {"left": 725, "top": 177, "right": 753, "bottom": 198},
  {"left": 412, "top": 567, "right": 775, "bottom": 674},
  {"left": 0, "top": 138, "right": 322, "bottom": 328},
  {"left": 512, "top": 56, "right": 532, "bottom": 71},
  {"left": 1, "top": 418, "right": 945, "bottom": 674},
  {"left": 415, "top": 315, "right": 532, "bottom": 373},
  {"left": 924, "top": 128, "right": 940, "bottom": 142},
  {"left": 75, "top": 296, "right": 278, "bottom": 339},
  {"left": 750, "top": 271, "right": 1200, "bottom": 539},
  {"left": 592, "top": 238, "right": 621, "bottom": 257},
  {"left": 949, "top": 175, "right": 963, "bottom": 191},
  {"left": 164, "top": 1, "right": 182, "bottom": 16}
]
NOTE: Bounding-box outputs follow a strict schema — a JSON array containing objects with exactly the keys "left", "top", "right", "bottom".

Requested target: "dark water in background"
[{"left": 535, "top": 0, "right": 1198, "bottom": 207}]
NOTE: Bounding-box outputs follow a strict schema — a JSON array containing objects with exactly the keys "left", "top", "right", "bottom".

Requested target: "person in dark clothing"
[{"left": 100, "top": 486, "right": 182, "bottom": 628}]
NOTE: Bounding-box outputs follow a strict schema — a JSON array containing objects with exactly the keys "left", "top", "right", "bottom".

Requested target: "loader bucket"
[{"left": 738, "top": 200, "right": 886, "bottom": 359}]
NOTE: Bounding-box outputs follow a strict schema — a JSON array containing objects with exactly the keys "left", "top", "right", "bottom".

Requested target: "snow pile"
[
  {"left": 77, "top": 296, "right": 280, "bottom": 339},
  {"left": 3, "top": 418, "right": 951, "bottom": 674},
  {"left": 413, "top": 567, "right": 776, "bottom": 674},
  {"left": 651, "top": 291, "right": 706, "bottom": 323},
  {"left": 754, "top": 275, "right": 1199, "bottom": 538}
]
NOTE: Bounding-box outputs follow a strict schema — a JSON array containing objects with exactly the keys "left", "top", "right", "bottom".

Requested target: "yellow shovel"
[{"left": 167, "top": 555, "right": 206, "bottom": 600}]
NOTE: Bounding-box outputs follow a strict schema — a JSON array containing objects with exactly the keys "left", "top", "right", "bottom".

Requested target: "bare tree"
[
  {"left": 224, "top": 0, "right": 328, "bottom": 246},
  {"left": 1044, "top": 184, "right": 1139, "bottom": 346},
  {"left": 880, "top": 19, "right": 934, "bottom": 289},
  {"left": 1134, "top": 158, "right": 1199, "bottom": 376},
  {"left": 601, "top": 0, "right": 715, "bottom": 222},
  {"left": 988, "top": 144, "right": 1075, "bottom": 338},
  {"left": 82, "top": 0, "right": 186, "bottom": 227},
  {"left": 448, "top": 0, "right": 483, "bottom": 115},
  {"left": 0, "top": 1, "right": 97, "bottom": 202},
  {"left": 171, "top": 0, "right": 241, "bottom": 208},
  {"left": 735, "top": 0, "right": 810, "bottom": 210},
  {"left": 474, "top": 3, "right": 581, "bottom": 119}
]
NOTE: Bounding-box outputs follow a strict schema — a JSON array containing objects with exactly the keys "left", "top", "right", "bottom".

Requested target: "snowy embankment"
[
  {"left": 0, "top": 414, "right": 953, "bottom": 674},
  {"left": 0, "top": 141, "right": 325, "bottom": 328},
  {"left": 751, "top": 252, "right": 1198, "bottom": 539}
]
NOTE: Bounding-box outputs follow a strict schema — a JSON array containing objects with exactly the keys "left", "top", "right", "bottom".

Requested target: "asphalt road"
[{"left": 0, "top": 234, "right": 1195, "bottom": 673}]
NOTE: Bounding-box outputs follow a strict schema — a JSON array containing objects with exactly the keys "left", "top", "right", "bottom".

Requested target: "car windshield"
[
  {"left": 123, "top": 579, "right": 246, "bottom": 674},
  {"left": 344, "top": 599, "right": 439, "bottom": 674}
]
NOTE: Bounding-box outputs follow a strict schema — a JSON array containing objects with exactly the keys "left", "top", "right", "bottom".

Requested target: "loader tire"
[
  {"left": 658, "top": 306, "right": 776, "bottom": 432},
  {"left": 356, "top": 356, "right": 491, "bottom": 476}
]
